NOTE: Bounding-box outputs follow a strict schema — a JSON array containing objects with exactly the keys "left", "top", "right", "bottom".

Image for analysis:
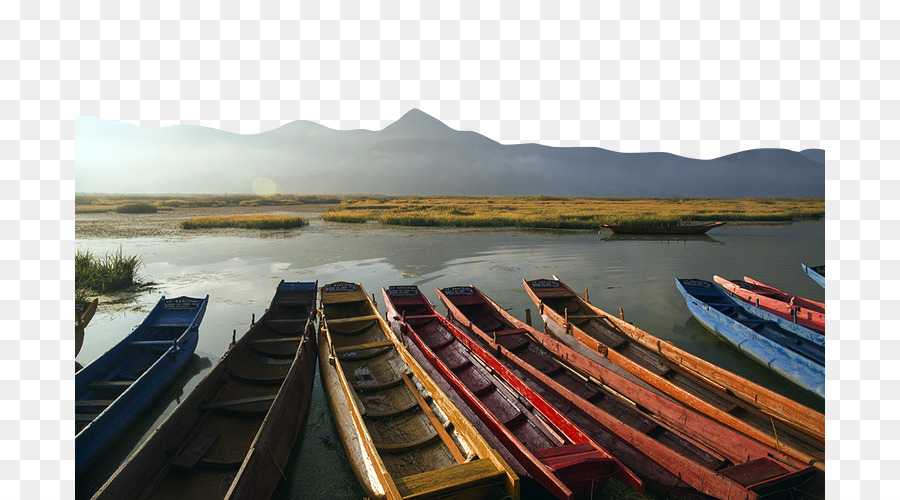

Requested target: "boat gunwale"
[
  {"left": 523, "top": 277, "right": 826, "bottom": 457},
  {"left": 382, "top": 288, "right": 575, "bottom": 500},
  {"left": 447, "top": 285, "right": 819, "bottom": 500},
  {"left": 92, "top": 283, "right": 316, "bottom": 500},
  {"left": 320, "top": 282, "right": 518, "bottom": 500}
]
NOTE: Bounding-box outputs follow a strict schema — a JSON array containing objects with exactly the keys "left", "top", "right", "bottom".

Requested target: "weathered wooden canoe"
[
  {"left": 714, "top": 275, "right": 825, "bottom": 334},
  {"left": 676, "top": 278, "right": 825, "bottom": 399},
  {"left": 523, "top": 277, "right": 825, "bottom": 470},
  {"left": 440, "top": 285, "right": 819, "bottom": 500},
  {"left": 600, "top": 221, "right": 725, "bottom": 234},
  {"left": 802, "top": 263, "right": 825, "bottom": 288},
  {"left": 77, "top": 295, "right": 208, "bottom": 476},
  {"left": 93, "top": 281, "right": 317, "bottom": 499},
  {"left": 318, "top": 281, "right": 518, "bottom": 500},
  {"left": 383, "top": 285, "right": 641, "bottom": 500},
  {"left": 76, "top": 298, "right": 99, "bottom": 357}
]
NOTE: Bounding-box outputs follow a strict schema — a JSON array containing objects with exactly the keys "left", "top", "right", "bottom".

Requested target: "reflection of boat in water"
[
  {"left": 600, "top": 233, "right": 723, "bottom": 244},
  {"left": 601, "top": 221, "right": 725, "bottom": 234}
]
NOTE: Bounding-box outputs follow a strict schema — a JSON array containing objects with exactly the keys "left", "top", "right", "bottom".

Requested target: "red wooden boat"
[
  {"left": 382, "top": 286, "right": 642, "bottom": 500},
  {"left": 714, "top": 275, "right": 825, "bottom": 334},
  {"left": 524, "top": 277, "right": 825, "bottom": 471},
  {"left": 440, "top": 285, "right": 821, "bottom": 500}
]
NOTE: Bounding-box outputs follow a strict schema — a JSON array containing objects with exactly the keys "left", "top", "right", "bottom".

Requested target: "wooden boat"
[
  {"left": 802, "top": 263, "right": 825, "bottom": 288},
  {"left": 382, "top": 285, "right": 641, "bottom": 500},
  {"left": 676, "top": 278, "right": 824, "bottom": 399},
  {"left": 318, "top": 281, "right": 518, "bottom": 500},
  {"left": 439, "top": 285, "right": 819, "bottom": 500},
  {"left": 76, "top": 298, "right": 99, "bottom": 357},
  {"left": 523, "top": 277, "right": 825, "bottom": 470},
  {"left": 93, "top": 281, "right": 317, "bottom": 499},
  {"left": 76, "top": 295, "right": 208, "bottom": 476},
  {"left": 600, "top": 221, "right": 725, "bottom": 234},
  {"left": 714, "top": 275, "right": 825, "bottom": 334}
]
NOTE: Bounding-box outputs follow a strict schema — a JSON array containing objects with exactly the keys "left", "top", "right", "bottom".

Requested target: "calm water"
[{"left": 74, "top": 211, "right": 825, "bottom": 499}]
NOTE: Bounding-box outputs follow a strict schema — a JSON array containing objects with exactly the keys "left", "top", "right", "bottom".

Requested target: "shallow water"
[{"left": 75, "top": 210, "right": 825, "bottom": 499}]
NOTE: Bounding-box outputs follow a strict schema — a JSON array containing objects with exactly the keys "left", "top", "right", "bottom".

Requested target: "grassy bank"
[
  {"left": 180, "top": 214, "right": 310, "bottom": 230},
  {"left": 75, "top": 194, "right": 342, "bottom": 213},
  {"left": 76, "top": 248, "right": 143, "bottom": 295},
  {"left": 322, "top": 196, "right": 825, "bottom": 230}
]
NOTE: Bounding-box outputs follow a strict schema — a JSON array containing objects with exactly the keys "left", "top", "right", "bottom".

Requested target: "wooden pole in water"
[
  {"left": 585, "top": 288, "right": 589, "bottom": 302},
  {"left": 619, "top": 307, "right": 624, "bottom": 321},
  {"left": 524, "top": 308, "right": 532, "bottom": 326}
]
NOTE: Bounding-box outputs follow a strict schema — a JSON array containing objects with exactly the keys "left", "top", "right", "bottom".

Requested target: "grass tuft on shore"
[
  {"left": 180, "top": 214, "right": 310, "bottom": 230},
  {"left": 115, "top": 203, "right": 158, "bottom": 214},
  {"left": 76, "top": 248, "right": 143, "bottom": 295}
]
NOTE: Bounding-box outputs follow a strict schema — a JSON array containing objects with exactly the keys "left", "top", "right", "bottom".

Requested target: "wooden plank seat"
[
  {"left": 229, "top": 370, "right": 287, "bottom": 386},
  {"left": 248, "top": 336, "right": 304, "bottom": 345},
  {"left": 374, "top": 431, "right": 440, "bottom": 454},
  {"left": 334, "top": 340, "right": 394, "bottom": 355},
  {"left": 351, "top": 376, "right": 404, "bottom": 393},
  {"left": 89, "top": 380, "right": 133, "bottom": 389},
  {"left": 394, "top": 458, "right": 505, "bottom": 500},
  {"left": 363, "top": 399, "right": 422, "bottom": 419},
  {"left": 171, "top": 428, "right": 221, "bottom": 471},
  {"left": 491, "top": 328, "right": 529, "bottom": 337},
  {"left": 199, "top": 394, "right": 276, "bottom": 411},
  {"left": 75, "top": 400, "right": 114, "bottom": 407},
  {"left": 327, "top": 314, "right": 381, "bottom": 325},
  {"left": 402, "top": 314, "right": 439, "bottom": 321}
]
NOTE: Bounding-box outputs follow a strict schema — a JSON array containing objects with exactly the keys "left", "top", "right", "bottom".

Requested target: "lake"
[{"left": 74, "top": 208, "right": 825, "bottom": 499}]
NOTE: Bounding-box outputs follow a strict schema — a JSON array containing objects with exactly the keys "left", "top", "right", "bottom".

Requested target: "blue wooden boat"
[
  {"left": 75, "top": 295, "right": 208, "bottom": 475},
  {"left": 802, "top": 263, "right": 825, "bottom": 288},
  {"left": 676, "top": 278, "right": 824, "bottom": 399}
]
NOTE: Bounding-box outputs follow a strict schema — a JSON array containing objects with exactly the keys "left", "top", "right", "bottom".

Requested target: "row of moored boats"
[{"left": 77, "top": 268, "right": 825, "bottom": 500}]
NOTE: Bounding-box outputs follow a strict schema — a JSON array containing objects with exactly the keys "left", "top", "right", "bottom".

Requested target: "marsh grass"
[
  {"left": 76, "top": 248, "right": 143, "bottom": 294},
  {"left": 75, "top": 194, "right": 342, "bottom": 212},
  {"left": 323, "top": 196, "right": 824, "bottom": 229},
  {"left": 115, "top": 203, "right": 158, "bottom": 214},
  {"left": 180, "top": 214, "right": 310, "bottom": 230}
]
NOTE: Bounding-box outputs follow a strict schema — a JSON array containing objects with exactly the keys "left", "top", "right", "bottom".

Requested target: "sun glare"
[{"left": 252, "top": 177, "right": 277, "bottom": 196}]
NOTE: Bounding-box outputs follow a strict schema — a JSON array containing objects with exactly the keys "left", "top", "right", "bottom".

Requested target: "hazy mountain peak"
[{"left": 383, "top": 108, "right": 454, "bottom": 136}]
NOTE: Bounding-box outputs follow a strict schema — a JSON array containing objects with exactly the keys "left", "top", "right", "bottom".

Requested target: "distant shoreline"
[{"left": 75, "top": 194, "right": 824, "bottom": 233}]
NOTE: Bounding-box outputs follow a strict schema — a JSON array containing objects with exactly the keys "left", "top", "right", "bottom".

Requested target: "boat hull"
[
  {"left": 93, "top": 281, "right": 317, "bottom": 500},
  {"left": 802, "top": 263, "right": 826, "bottom": 288},
  {"left": 318, "top": 282, "right": 518, "bottom": 500},
  {"left": 676, "top": 278, "right": 824, "bottom": 399},
  {"left": 440, "top": 285, "right": 819, "bottom": 500},
  {"left": 523, "top": 277, "right": 825, "bottom": 470},
  {"left": 76, "top": 295, "right": 207, "bottom": 476},
  {"left": 714, "top": 276, "right": 825, "bottom": 334},
  {"left": 601, "top": 221, "right": 725, "bottom": 234}
]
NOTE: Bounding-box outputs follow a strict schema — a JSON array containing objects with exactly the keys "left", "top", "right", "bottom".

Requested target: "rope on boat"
[{"left": 771, "top": 416, "right": 782, "bottom": 452}]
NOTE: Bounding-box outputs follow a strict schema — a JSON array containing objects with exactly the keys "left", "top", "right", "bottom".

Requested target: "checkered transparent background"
[{"left": 2, "top": 1, "right": 887, "bottom": 498}]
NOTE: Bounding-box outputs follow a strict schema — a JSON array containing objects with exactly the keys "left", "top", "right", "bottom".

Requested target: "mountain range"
[{"left": 76, "top": 109, "right": 824, "bottom": 197}]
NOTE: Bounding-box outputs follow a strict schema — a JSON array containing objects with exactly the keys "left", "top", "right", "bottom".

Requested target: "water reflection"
[{"left": 601, "top": 233, "right": 723, "bottom": 244}]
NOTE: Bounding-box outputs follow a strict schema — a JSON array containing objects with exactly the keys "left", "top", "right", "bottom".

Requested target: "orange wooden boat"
[
  {"left": 714, "top": 275, "right": 825, "bottom": 334},
  {"left": 440, "top": 285, "right": 820, "bottom": 500},
  {"left": 523, "top": 277, "right": 825, "bottom": 471}
]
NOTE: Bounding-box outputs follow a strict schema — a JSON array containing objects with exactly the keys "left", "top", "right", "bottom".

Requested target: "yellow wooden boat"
[{"left": 319, "top": 281, "right": 519, "bottom": 500}]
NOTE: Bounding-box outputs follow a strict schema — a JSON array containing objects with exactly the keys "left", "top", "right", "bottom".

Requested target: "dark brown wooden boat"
[
  {"left": 439, "top": 285, "right": 820, "bottom": 500},
  {"left": 601, "top": 221, "right": 725, "bottom": 234},
  {"left": 93, "top": 281, "right": 319, "bottom": 500},
  {"left": 318, "top": 282, "right": 518, "bottom": 500},
  {"left": 523, "top": 277, "right": 825, "bottom": 470},
  {"left": 382, "top": 285, "right": 642, "bottom": 500}
]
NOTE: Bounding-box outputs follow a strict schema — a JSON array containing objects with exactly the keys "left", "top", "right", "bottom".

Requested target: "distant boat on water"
[{"left": 600, "top": 221, "right": 725, "bottom": 235}]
